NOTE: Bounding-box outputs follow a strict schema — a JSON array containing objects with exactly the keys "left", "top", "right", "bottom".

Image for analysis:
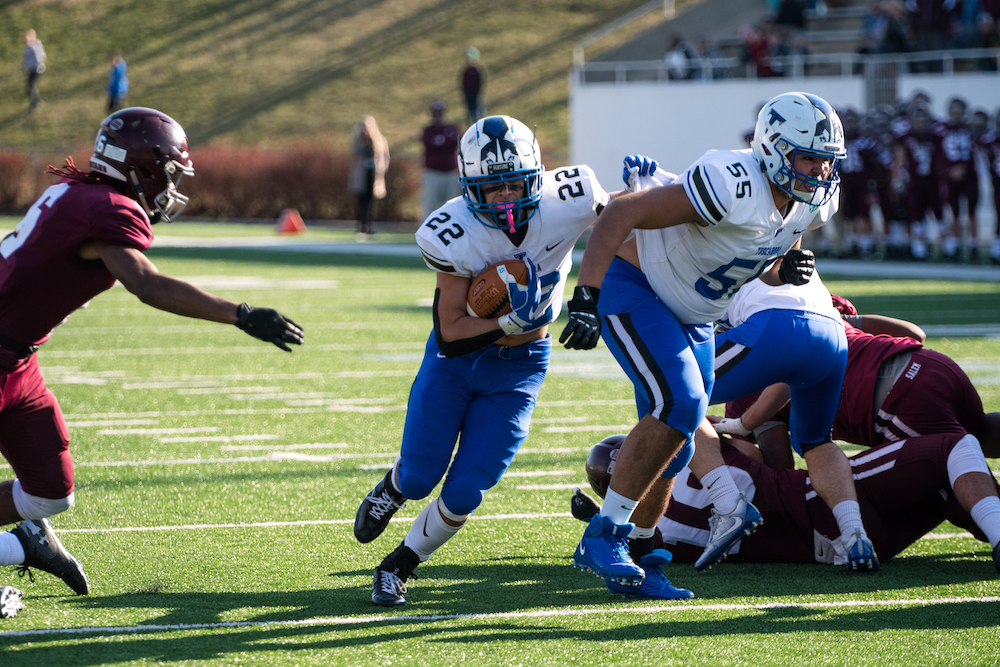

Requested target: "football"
[{"left": 467, "top": 259, "right": 528, "bottom": 318}]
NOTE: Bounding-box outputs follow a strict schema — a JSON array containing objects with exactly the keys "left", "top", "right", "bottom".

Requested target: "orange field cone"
[{"left": 276, "top": 208, "right": 306, "bottom": 234}]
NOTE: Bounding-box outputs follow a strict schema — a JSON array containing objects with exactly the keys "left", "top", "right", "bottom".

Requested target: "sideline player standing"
[
  {"left": 353, "top": 115, "right": 620, "bottom": 606},
  {"left": 0, "top": 107, "right": 303, "bottom": 596},
  {"left": 558, "top": 92, "right": 872, "bottom": 594}
]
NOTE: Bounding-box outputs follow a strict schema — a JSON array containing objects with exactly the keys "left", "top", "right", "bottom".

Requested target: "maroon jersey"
[
  {"left": 832, "top": 321, "right": 922, "bottom": 448},
  {"left": 658, "top": 432, "right": 988, "bottom": 565},
  {"left": 981, "top": 131, "right": 1000, "bottom": 181},
  {"left": 0, "top": 180, "right": 153, "bottom": 347},
  {"left": 936, "top": 120, "right": 976, "bottom": 171},
  {"left": 897, "top": 128, "right": 943, "bottom": 179}
]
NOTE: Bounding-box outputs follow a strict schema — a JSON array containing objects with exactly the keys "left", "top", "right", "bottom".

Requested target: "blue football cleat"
[
  {"left": 607, "top": 549, "right": 694, "bottom": 600},
  {"left": 694, "top": 495, "right": 763, "bottom": 572},
  {"left": 575, "top": 514, "right": 645, "bottom": 586},
  {"left": 844, "top": 529, "right": 880, "bottom": 572}
]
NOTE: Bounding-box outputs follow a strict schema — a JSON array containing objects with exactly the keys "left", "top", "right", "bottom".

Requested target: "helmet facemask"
[
  {"left": 459, "top": 169, "right": 542, "bottom": 232},
  {"left": 129, "top": 148, "right": 194, "bottom": 224},
  {"left": 770, "top": 139, "right": 843, "bottom": 207}
]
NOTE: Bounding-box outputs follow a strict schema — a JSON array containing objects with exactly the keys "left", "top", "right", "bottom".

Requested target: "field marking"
[{"left": 2, "top": 596, "right": 997, "bottom": 640}]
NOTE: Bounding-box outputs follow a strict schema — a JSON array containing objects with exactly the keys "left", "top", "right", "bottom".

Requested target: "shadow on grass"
[{"left": 1, "top": 555, "right": 998, "bottom": 664}]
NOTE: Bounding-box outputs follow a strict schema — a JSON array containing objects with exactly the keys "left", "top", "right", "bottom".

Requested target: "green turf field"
[{"left": 0, "top": 228, "right": 998, "bottom": 666}]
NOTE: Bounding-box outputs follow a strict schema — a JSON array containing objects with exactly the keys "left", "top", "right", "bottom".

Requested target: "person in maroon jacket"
[
  {"left": 0, "top": 107, "right": 303, "bottom": 597},
  {"left": 575, "top": 431, "right": 1000, "bottom": 575},
  {"left": 420, "top": 100, "right": 461, "bottom": 220}
]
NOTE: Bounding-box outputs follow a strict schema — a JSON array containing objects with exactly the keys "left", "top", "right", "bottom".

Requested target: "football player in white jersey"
[
  {"left": 558, "top": 92, "right": 870, "bottom": 596},
  {"left": 353, "top": 115, "right": 619, "bottom": 606}
]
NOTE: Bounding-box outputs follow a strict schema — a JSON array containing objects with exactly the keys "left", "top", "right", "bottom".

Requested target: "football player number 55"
[{"left": 0, "top": 183, "right": 70, "bottom": 259}]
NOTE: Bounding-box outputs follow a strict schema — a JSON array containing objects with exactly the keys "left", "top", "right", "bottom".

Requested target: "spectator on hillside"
[
  {"left": 460, "top": 47, "right": 485, "bottom": 125},
  {"left": 420, "top": 101, "right": 460, "bottom": 220},
  {"left": 107, "top": 50, "right": 129, "bottom": 112},
  {"left": 21, "top": 29, "right": 46, "bottom": 112},
  {"left": 350, "top": 115, "right": 390, "bottom": 239}
]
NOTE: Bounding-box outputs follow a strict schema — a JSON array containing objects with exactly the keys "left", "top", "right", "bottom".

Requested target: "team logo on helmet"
[{"left": 479, "top": 117, "right": 519, "bottom": 174}]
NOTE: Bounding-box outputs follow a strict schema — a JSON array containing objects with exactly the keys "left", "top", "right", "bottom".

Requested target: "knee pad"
[
  {"left": 661, "top": 439, "right": 695, "bottom": 479},
  {"left": 947, "top": 433, "right": 990, "bottom": 488},
  {"left": 396, "top": 470, "right": 436, "bottom": 502},
  {"left": 440, "top": 478, "right": 485, "bottom": 517},
  {"left": 12, "top": 479, "right": 74, "bottom": 520}
]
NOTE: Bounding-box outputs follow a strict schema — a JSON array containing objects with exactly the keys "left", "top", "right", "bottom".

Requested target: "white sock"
[
  {"left": 832, "top": 500, "right": 866, "bottom": 539},
  {"left": 0, "top": 531, "right": 25, "bottom": 566},
  {"left": 403, "top": 497, "right": 467, "bottom": 562},
  {"left": 599, "top": 488, "right": 639, "bottom": 525},
  {"left": 700, "top": 466, "right": 741, "bottom": 514},
  {"left": 969, "top": 496, "right": 1000, "bottom": 549}
]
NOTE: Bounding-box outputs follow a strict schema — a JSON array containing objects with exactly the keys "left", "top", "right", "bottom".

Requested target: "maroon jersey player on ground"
[
  {"left": 0, "top": 107, "right": 303, "bottom": 597},
  {"left": 576, "top": 433, "right": 1000, "bottom": 574}
]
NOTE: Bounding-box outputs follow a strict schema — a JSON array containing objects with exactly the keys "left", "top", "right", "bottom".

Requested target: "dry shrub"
[
  {"left": 185, "top": 143, "right": 421, "bottom": 222},
  {"left": 0, "top": 144, "right": 422, "bottom": 222}
]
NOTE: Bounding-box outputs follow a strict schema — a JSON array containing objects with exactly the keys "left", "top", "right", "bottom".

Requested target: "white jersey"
[
  {"left": 722, "top": 271, "right": 842, "bottom": 329},
  {"left": 416, "top": 165, "right": 609, "bottom": 328},
  {"left": 635, "top": 148, "right": 837, "bottom": 325}
]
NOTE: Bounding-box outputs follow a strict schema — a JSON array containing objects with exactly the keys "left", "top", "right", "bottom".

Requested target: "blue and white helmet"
[
  {"left": 458, "top": 115, "right": 543, "bottom": 231},
  {"left": 751, "top": 92, "right": 846, "bottom": 206}
]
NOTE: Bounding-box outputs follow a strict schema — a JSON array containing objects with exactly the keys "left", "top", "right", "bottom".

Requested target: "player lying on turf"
[
  {"left": 352, "top": 115, "right": 623, "bottom": 607},
  {"left": 573, "top": 432, "right": 1000, "bottom": 582},
  {"left": 0, "top": 107, "right": 303, "bottom": 597},
  {"left": 716, "top": 294, "right": 1000, "bottom": 467}
]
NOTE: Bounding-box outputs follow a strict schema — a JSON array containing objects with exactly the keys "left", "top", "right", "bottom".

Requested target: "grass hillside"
[{"left": 0, "top": 0, "right": 679, "bottom": 161}]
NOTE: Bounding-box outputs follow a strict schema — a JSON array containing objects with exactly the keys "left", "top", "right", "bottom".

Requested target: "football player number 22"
[
  {"left": 1, "top": 183, "right": 70, "bottom": 259},
  {"left": 424, "top": 211, "right": 465, "bottom": 247}
]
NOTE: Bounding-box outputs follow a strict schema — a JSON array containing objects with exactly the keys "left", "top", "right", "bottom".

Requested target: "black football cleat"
[
  {"left": 993, "top": 543, "right": 999, "bottom": 575},
  {"left": 571, "top": 487, "right": 600, "bottom": 522},
  {"left": 11, "top": 519, "right": 90, "bottom": 595},
  {"left": 372, "top": 541, "right": 420, "bottom": 607},
  {"left": 354, "top": 469, "right": 406, "bottom": 544}
]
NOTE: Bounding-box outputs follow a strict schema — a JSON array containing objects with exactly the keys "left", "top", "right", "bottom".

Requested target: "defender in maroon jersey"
[
  {"left": 576, "top": 432, "right": 1000, "bottom": 573},
  {"left": 893, "top": 105, "right": 944, "bottom": 260},
  {"left": 0, "top": 107, "right": 303, "bottom": 596},
  {"left": 936, "top": 98, "right": 981, "bottom": 262}
]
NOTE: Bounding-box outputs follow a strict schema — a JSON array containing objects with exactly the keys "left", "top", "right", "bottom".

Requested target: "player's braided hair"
[{"left": 46, "top": 156, "right": 116, "bottom": 186}]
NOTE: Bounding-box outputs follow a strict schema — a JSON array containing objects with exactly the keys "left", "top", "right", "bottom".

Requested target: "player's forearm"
[{"left": 129, "top": 274, "right": 239, "bottom": 324}]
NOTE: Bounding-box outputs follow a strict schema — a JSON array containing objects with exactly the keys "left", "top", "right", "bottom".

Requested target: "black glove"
[
  {"left": 235, "top": 303, "right": 304, "bottom": 352},
  {"left": 777, "top": 248, "right": 815, "bottom": 286},
  {"left": 559, "top": 285, "right": 601, "bottom": 350}
]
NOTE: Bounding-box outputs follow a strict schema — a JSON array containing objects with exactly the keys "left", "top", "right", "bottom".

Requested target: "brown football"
[{"left": 467, "top": 259, "right": 528, "bottom": 318}]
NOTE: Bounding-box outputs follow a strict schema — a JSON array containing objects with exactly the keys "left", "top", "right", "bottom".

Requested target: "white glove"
[{"left": 713, "top": 417, "right": 751, "bottom": 437}]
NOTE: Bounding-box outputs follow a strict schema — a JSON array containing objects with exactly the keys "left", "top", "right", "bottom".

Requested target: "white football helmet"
[
  {"left": 458, "top": 115, "right": 543, "bottom": 231},
  {"left": 751, "top": 92, "right": 846, "bottom": 206}
]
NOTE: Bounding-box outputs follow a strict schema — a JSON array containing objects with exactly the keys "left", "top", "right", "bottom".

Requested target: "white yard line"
[{"left": 2, "top": 596, "right": 996, "bottom": 639}]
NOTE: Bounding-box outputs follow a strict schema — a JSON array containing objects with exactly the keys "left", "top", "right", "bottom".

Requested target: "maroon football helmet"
[
  {"left": 89, "top": 107, "right": 194, "bottom": 223},
  {"left": 585, "top": 434, "right": 627, "bottom": 499}
]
